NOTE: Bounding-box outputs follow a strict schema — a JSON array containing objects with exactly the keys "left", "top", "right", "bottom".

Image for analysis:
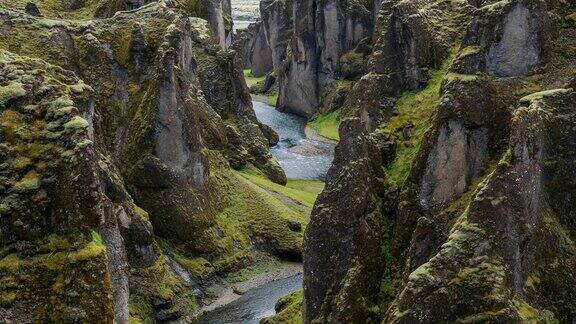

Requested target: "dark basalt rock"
[
  {"left": 24, "top": 2, "right": 41, "bottom": 16},
  {"left": 303, "top": 0, "right": 576, "bottom": 322},
  {"left": 0, "top": 2, "right": 295, "bottom": 322}
]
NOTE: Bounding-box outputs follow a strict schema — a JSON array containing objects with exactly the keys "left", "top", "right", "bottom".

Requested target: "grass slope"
[
  {"left": 158, "top": 159, "right": 315, "bottom": 280},
  {"left": 243, "top": 69, "right": 266, "bottom": 88},
  {"left": 239, "top": 167, "right": 324, "bottom": 208},
  {"left": 308, "top": 109, "right": 341, "bottom": 141},
  {"left": 383, "top": 61, "right": 450, "bottom": 186}
]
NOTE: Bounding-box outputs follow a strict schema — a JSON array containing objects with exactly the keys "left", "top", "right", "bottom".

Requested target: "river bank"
[
  {"left": 195, "top": 97, "right": 334, "bottom": 323},
  {"left": 195, "top": 261, "right": 303, "bottom": 320}
]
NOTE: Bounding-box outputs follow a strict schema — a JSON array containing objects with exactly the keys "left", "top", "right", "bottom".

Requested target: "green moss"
[
  {"left": 63, "top": 115, "right": 89, "bottom": 131},
  {"left": 225, "top": 257, "right": 282, "bottom": 283},
  {"left": 243, "top": 69, "right": 266, "bottom": 89},
  {"left": 13, "top": 170, "right": 40, "bottom": 192},
  {"left": 0, "top": 254, "right": 20, "bottom": 272},
  {"left": 268, "top": 93, "right": 279, "bottom": 107},
  {"left": 379, "top": 216, "right": 394, "bottom": 308},
  {"left": 159, "top": 239, "right": 216, "bottom": 279},
  {"left": 91, "top": 230, "right": 104, "bottom": 247},
  {"left": 383, "top": 59, "right": 451, "bottom": 186},
  {"left": 308, "top": 109, "right": 341, "bottom": 141},
  {"left": 261, "top": 290, "right": 303, "bottom": 324},
  {"left": 208, "top": 156, "right": 309, "bottom": 258},
  {"left": 218, "top": 172, "right": 307, "bottom": 250},
  {"left": 239, "top": 167, "right": 324, "bottom": 208},
  {"left": 0, "top": 81, "right": 26, "bottom": 107},
  {"left": 0, "top": 0, "right": 101, "bottom": 19},
  {"left": 338, "top": 51, "right": 364, "bottom": 80},
  {"left": 128, "top": 294, "right": 153, "bottom": 324}
]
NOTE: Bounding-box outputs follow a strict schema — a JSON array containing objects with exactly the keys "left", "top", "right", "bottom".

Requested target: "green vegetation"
[
  {"left": 225, "top": 257, "right": 283, "bottom": 283},
  {"left": 383, "top": 61, "right": 451, "bottom": 186},
  {"left": 156, "top": 157, "right": 313, "bottom": 280},
  {"left": 239, "top": 167, "right": 324, "bottom": 208},
  {"left": 261, "top": 290, "right": 303, "bottom": 324},
  {"left": 128, "top": 295, "right": 153, "bottom": 324},
  {"left": 243, "top": 69, "right": 266, "bottom": 88},
  {"left": 0, "top": 81, "right": 26, "bottom": 107},
  {"left": 90, "top": 230, "right": 104, "bottom": 247},
  {"left": 243, "top": 69, "right": 278, "bottom": 106},
  {"left": 0, "top": 0, "right": 100, "bottom": 19},
  {"left": 379, "top": 217, "right": 394, "bottom": 308},
  {"left": 267, "top": 93, "right": 279, "bottom": 107},
  {"left": 308, "top": 109, "right": 341, "bottom": 141},
  {"left": 338, "top": 51, "right": 364, "bottom": 80}
]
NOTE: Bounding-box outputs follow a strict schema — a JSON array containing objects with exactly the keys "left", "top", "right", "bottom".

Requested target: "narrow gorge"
[{"left": 0, "top": 0, "right": 575, "bottom": 323}]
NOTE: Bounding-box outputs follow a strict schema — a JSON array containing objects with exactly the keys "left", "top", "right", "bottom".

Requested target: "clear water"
[
  {"left": 198, "top": 274, "right": 303, "bottom": 324},
  {"left": 252, "top": 101, "right": 335, "bottom": 180},
  {"left": 232, "top": 0, "right": 259, "bottom": 28}
]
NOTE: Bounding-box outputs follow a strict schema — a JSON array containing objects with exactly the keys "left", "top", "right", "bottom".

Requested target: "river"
[
  {"left": 198, "top": 274, "right": 303, "bottom": 324},
  {"left": 253, "top": 100, "right": 335, "bottom": 180},
  {"left": 197, "top": 100, "right": 335, "bottom": 323}
]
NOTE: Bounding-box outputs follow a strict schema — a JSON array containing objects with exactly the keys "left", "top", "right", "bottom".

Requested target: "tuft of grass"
[
  {"left": 383, "top": 59, "right": 452, "bottom": 186},
  {"left": 308, "top": 109, "right": 341, "bottom": 141},
  {"left": 238, "top": 167, "right": 324, "bottom": 208},
  {"left": 261, "top": 290, "right": 303, "bottom": 324},
  {"left": 91, "top": 230, "right": 104, "bottom": 247},
  {"left": 267, "top": 93, "right": 278, "bottom": 107},
  {"left": 243, "top": 69, "right": 266, "bottom": 88}
]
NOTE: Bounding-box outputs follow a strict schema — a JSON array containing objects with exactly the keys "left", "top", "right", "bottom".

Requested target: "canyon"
[{"left": 1, "top": 0, "right": 575, "bottom": 323}]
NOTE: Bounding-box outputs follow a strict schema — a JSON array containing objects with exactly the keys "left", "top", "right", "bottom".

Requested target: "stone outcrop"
[
  {"left": 0, "top": 1, "right": 300, "bottom": 322},
  {"left": 277, "top": 0, "right": 382, "bottom": 117},
  {"left": 304, "top": 0, "right": 576, "bottom": 322},
  {"left": 238, "top": 20, "right": 274, "bottom": 76},
  {"left": 259, "top": 0, "right": 292, "bottom": 78}
]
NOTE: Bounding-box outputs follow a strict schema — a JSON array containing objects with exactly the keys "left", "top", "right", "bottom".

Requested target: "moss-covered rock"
[
  {"left": 303, "top": 0, "right": 576, "bottom": 322},
  {"left": 0, "top": 1, "right": 298, "bottom": 321}
]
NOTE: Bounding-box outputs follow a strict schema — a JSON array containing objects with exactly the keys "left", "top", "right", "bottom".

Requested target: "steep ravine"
[
  {"left": 197, "top": 96, "right": 335, "bottom": 322},
  {"left": 0, "top": 1, "right": 317, "bottom": 322},
  {"left": 2, "top": 0, "right": 575, "bottom": 322}
]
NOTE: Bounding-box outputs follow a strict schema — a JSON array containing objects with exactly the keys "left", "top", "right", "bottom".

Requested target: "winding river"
[
  {"left": 199, "top": 274, "right": 303, "bottom": 324},
  {"left": 197, "top": 100, "right": 335, "bottom": 322},
  {"left": 253, "top": 100, "right": 335, "bottom": 180}
]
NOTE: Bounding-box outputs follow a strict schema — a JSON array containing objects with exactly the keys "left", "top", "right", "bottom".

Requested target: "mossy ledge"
[{"left": 0, "top": 1, "right": 299, "bottom": 322}]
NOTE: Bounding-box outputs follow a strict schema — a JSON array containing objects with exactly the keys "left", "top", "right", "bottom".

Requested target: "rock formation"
[
  {"left": 277, "top": 0, "right": 382, "bottom": 117},
  {"left": 238, "top": 20, "right": 274, "bottom": 76},
  {"left": 0, "top": 1, "right": 302, "bottom": 321},
  {"left": 304, "top": 0, "right": 576, "bottom": 322},
  {"left": 240, "top": 0, "right": 379, "bottom": 116}
]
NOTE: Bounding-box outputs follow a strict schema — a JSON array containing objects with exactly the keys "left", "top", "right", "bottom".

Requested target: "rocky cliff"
[
  {"left": 277, "top": 0, "right": 381, "bottom": 117},
  {"left": 240, "top": 0, "right": 379, "bottom": 116},
  {"left": 238, "top": 20, "right": 274, "bottom": 76},
  {"left": 304, "top": 0, "right": 576, "bottom": 322},
  {"left": 0, "top": 1, "right": 306, "bottom": 322}
]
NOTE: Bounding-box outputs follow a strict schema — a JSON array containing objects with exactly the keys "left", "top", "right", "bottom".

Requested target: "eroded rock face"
[
  {"left": 277, "top": 0, "right": 381, "bottom": 117},
  {"left": 0, "top": 2, "right": 291, "bottom": 321},
  {"left": 304, "top": 0, "right": 576, "bottom": 322},
  {"left": 486, "top": 1, "right": 541, "bottom": 76},
  {"left": 419, "top": 120, "right": 488, "bottom": 210},
  {"left": 260, "top": 0, "right": 292, "bottom": 77},
  {"left": 386, "top": 89, "right": 576, "bottom": 323},
  {"left": 0, "top": 49, "right": 116, "bottom": 323},
  {"left": 460, "top": 0, "right": 549, "bottom": 77},
  {"left": 239, "top": 20, "right": 274, "bottom": 76}
]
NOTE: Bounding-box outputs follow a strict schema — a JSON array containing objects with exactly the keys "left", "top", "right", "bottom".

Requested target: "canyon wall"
[
  {"left": 241, "top": 0, "right": 380, "bottom": 116},
  {"left": 304, "top": 0, "right": 576, "bottom": 322},
  {"left": 0, "top": 1, "right": 306, "bottom": 321},
  {"left": 277, "top": 0, "right": 381, "bottom": 117}
]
